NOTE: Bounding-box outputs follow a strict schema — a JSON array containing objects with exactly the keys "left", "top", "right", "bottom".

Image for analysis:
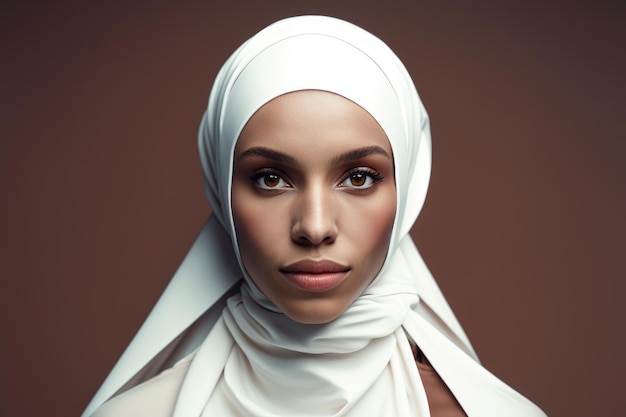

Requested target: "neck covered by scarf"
[{"left": 83, "top": 16, "right": 546, "bottom": 417}]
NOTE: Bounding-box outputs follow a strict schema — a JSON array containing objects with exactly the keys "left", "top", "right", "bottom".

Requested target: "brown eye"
[
  {"left": 341, "top": 169, "right": 383, "bottom": 190},
  {"left": 252, "top": 171, "right": 288, "bottom": 190},
  {"left": 264, "top": 174, "right": 280, "bottom": 187},
  {"left": 349, "top": 172, "right": 366, "bottom": 187}
]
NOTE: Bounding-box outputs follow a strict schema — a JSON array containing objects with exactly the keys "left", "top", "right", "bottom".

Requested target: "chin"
[{"left": 281, "top": 299, "right": 348, "bottom": 325}]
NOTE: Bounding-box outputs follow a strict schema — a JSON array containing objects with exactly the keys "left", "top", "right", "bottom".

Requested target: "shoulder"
[{"left": 90, "top": 356, "right": 192, "bottom": 417}]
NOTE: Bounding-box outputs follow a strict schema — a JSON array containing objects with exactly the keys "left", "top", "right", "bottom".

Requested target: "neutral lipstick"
[{"left": 280, "top": 259, "right": 350, "bottom": 292}]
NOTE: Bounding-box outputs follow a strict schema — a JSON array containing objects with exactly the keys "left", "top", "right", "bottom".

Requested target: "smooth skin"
[{"left": 231, "top": 90, "right": 397, "bottom": 324}]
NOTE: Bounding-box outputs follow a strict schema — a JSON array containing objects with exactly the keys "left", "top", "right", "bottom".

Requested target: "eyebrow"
[
  {"left": 236, "top": 145, "right": 391, "bottom": 165},
  {"left": 237, "top": 147, "right": 298, "bottom": 165},
  {"left": 331, "top": 146, "right": 392, "bottom": 164}
]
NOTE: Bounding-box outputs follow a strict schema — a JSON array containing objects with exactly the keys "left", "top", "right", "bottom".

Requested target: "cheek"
[
  {"left": 231, "top": 186, "right": 285, "bottom": 276},
  {"left": 367, "top": 193, "right": 397, "bottom": 267},
  {"left": 231, "top": 186, "right": 261, "bottom": 269},
  {"left": 344, "top": 186, "right": 397, "bottom": 283}
]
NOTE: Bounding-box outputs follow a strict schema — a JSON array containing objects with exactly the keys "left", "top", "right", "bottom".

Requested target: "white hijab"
[{"left": 83, "top": 16, "right": 546, "bottom": 417}]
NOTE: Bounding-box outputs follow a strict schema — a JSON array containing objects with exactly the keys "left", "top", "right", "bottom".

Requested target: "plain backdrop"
[{"left": 1, "top": 1, "right": 624, "bottom": 416}]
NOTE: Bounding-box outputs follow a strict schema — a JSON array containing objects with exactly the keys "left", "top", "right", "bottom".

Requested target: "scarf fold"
[
  {"left": 83, "top": 16, "right": 546, "bottom": 417},
  {"left": 175, "top": 234, "right": 430, "bottom": 417}
]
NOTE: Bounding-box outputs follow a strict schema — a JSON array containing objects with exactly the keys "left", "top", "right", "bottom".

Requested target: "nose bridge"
[{"left": 292, "top": 180, "right": 338, "bottom": 246}]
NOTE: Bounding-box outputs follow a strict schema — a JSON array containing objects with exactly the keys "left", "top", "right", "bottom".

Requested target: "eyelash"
[
  {"left": 341, "top": 168, "right": 385, "bottom": 190},
  {"left": 249, "top": 169, "right": 290, "bottom": 190},
  {"left": 248, "top": 168, "right": 385, "bottom": 192}
]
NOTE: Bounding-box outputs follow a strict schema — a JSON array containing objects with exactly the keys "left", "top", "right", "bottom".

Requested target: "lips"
[{"left": 280, "top": 259, "right": 350, "bottom": 292}]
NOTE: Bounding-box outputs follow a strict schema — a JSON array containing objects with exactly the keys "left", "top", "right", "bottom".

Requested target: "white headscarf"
[{"left": 83, "top": 16, "right": 546, "bottom": 417}]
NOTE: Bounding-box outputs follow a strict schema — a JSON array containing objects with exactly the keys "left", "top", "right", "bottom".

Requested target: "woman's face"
[{"left": 231, "top": 90, "right": 397, "bottom": 324}]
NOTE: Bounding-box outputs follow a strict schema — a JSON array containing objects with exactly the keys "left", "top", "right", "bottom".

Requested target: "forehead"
[{"left": 235, "top": 90, "right": 392, "bottom": 157}]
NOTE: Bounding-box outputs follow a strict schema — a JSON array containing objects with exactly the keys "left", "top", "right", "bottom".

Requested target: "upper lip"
[{"left": 280, "top": 259, "right": 350, "bottom": 274}]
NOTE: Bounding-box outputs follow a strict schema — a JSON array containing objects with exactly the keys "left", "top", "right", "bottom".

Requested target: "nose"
[{"left": 291, "top": 185, "right": 338, "bottom": 246}]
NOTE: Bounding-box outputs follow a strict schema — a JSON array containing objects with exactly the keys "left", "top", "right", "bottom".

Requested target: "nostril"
[
  {"left": 290, "top": 190, "right": 339, "bottom": 246},
  {"left": 291, "top": 220, "right": 338, "bottom": 246},
  {"left": 292, "top": 230, "right": 332, "bottom": 246}
]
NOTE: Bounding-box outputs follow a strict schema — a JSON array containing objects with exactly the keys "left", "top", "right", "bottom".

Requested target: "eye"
[
  {"left": 250, "top": 170, "right": 290, "bottom": 190},
  {"left": 341, "top": 169, "right": 384, "bottom": 189}
]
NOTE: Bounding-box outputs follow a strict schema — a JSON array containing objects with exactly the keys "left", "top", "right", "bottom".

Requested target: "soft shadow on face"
[{"left": 231, "top": 90, "right": 397, "bottom": 324}]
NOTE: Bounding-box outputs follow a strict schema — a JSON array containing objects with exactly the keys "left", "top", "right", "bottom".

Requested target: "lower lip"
[{"left": 282, "top": 271, "right": 349, "bottom": 292}]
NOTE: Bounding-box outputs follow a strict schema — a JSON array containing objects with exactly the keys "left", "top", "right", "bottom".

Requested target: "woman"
[{"left": 83, "top": 16, "right": 546, "bottom": 417}]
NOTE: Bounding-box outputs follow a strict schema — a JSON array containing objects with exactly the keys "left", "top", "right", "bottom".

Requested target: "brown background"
[{"left": 1, "top": 1, "right": 624, "bottom": 416}]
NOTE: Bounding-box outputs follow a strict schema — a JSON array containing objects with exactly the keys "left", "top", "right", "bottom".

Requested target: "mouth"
[{"left": 280, "top": 259, "right": 350, "bottom": 292}]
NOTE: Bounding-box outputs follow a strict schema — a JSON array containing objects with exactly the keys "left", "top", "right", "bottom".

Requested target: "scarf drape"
[{"left": 83, "top": 16, "right": 546, "bottom": 417}]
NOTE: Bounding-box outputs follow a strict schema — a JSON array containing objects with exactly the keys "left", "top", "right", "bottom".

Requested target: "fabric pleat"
[{"left": 84, "top": 16, "right": 547, "bottom": 417}]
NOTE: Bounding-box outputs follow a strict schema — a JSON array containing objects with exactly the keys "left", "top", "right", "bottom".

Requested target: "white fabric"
[{"left": 83, "top": 16, "right": 546, "bottom": 417}]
